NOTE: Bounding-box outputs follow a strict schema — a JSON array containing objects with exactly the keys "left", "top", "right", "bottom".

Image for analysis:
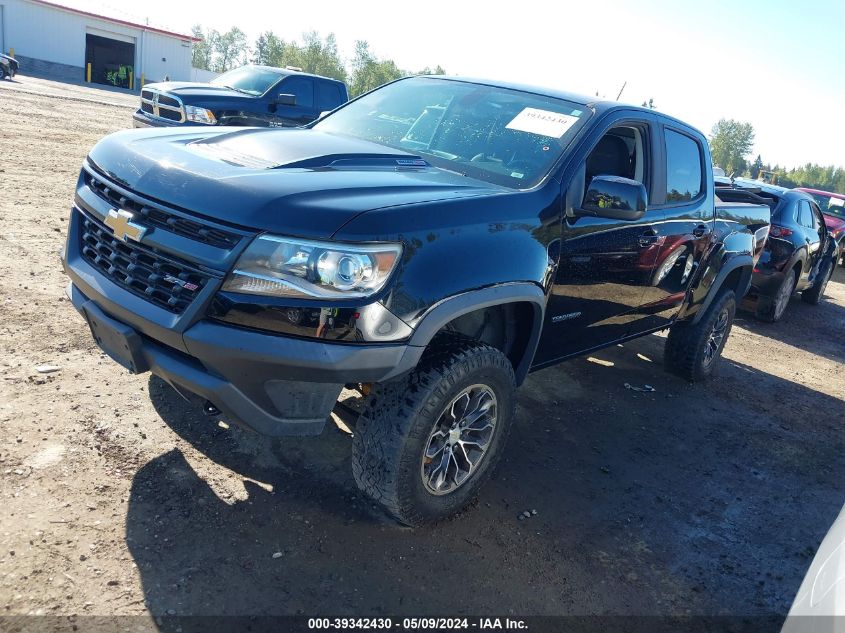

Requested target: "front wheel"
[
  {"left": 664, "top": 289, "right": 736, "bottom": 382},
  {"left": 352, "top": 338, "right": 516, "bottom": 527}
]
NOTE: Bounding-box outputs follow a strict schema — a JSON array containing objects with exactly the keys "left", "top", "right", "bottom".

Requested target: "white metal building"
[{"left": 0, "top": 0, "right": 197, "bottom": 90}]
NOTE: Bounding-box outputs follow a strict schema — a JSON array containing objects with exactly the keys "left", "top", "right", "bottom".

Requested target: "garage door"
[{"left": 85, "top": 32, "right": 135, "bottom": 88}]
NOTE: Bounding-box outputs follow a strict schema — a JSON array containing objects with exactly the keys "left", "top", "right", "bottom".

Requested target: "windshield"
[
  {"left": 313, "top": 77, "right": 589, "bottom": 189},
  {"left": 808, "top": 192, "right": 845, "bottom": 220},
  {"left": 211, "top": 66, "right": 282, "bottom": 96}
]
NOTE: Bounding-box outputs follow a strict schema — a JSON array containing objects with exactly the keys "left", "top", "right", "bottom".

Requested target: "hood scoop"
[
  {"left": 189, "top": 141, "right": 280, "bottom": 169},
  {"left": 187, "top": 127, "right": 428, "bottom": 171}
]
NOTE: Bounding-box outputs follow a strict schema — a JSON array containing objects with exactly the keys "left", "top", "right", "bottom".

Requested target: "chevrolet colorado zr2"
[{"left": 62, "top": 76, "right": 770, "bottom": 526}]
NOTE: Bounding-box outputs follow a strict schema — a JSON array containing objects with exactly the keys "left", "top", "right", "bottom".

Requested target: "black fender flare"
[
  {"left": 690, "top": 254, "right": 753, "bottom": 325},
  {"left": 405, "top": 282, "right": 546, "bottom": 385}
]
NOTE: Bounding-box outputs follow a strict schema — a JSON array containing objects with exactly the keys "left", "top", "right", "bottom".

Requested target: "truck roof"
[{"left": 246, "top": 64, "right": 346, "bottom": 85}]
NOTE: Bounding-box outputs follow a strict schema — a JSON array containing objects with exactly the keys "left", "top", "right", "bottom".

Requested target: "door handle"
[
  {"left": 693, "top": 224, "right": 711, "bottom": 237},
  {"left": 638, "top": 228, "right": 661, "bottom": 248}
]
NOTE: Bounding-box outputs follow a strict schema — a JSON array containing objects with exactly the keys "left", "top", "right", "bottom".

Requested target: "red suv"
[{"left": 795, "top": 188, "right": 845, "bottom": 264}]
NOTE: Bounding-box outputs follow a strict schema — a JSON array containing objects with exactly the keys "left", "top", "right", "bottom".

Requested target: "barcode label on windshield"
[{"left": 506, "top": 108, "right": 580, "bottom": 138}]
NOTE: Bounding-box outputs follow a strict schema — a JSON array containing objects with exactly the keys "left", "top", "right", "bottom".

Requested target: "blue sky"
[{"left": 73, "top": 0, "right": 845, "bottom": 168}]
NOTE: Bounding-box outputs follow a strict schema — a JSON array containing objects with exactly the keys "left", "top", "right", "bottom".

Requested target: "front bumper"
[
  {"left": 66, "top": 281, "right": 423, "bottom": 436},
  {"left": 133, "top": 110, "right": 204, "bottom": 129},
  {"left": 63, "top": 196, "right": 424, "bottom": 435}
]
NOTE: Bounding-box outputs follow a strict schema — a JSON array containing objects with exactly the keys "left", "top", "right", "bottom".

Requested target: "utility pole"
[{"left": 615, "top": 81, "right": 627, "bottom": 101}]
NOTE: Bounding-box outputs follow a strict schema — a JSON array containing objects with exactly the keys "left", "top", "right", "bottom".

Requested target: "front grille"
[
  {"left": 139, "top": 88, "right": 185, "bottom": 123},
  {"left": 78, "top": 210, "right": 209, "bottom": 314},
  {"left": 157, "top": 94, "right": 181, "bottom": 108},
  {"left": 84, "top": 170, "right": 241, "bottom": 249},
  {"left": 158, "top": 108, "right": 182, "bottom": 122}
]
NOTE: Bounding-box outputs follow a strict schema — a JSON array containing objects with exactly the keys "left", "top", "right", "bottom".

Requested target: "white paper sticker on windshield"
[{"left": 506, "top": 108, "right": 580, "bottom": 138}]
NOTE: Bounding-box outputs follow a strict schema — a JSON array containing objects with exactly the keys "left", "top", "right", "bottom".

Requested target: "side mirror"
[
  {"left": 275, "top": 93, "right": 296, "bottom": 106},
  {"left": 577, "top": 175, "right": 647, "bottom": 221}
]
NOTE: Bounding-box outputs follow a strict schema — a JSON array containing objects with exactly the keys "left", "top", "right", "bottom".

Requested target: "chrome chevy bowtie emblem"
[{"left": 104, "top": 209, "right": 147, "bottom": 243}]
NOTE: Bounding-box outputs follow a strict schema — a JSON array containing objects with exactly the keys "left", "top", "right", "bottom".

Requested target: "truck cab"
[
  {"left": 66, "top": 76, "right": 770, "bottom": 526},
  {"left": 133, "top": 65, "right": 348, "bottom": 129}
]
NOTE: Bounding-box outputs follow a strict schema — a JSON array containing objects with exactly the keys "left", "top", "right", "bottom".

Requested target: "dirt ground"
[{"left": 1, "top": 75, "right": 843, "bottom": 625}]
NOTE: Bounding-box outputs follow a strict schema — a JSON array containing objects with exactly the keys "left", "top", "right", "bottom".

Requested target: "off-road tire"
[
  {"left": 755, "top": 269, "right": 797, "bottom": 322},
  {"left": 664, "top": 289, "right": 736, "bottom": 382},
  {"left": 352, "top": 337, "right": 516, "bottom": 527},
  {"left": 801, "top": 257, "right": 835, "bottom": 305}
]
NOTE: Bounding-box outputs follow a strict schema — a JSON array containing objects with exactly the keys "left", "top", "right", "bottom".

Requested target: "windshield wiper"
[{"left": 220, "top": 84, "right": 252, "bottom": 95}]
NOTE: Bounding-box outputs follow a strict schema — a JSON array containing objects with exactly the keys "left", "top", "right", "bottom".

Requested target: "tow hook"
[{"left": 202, "top": 401, "right": 221, "bottom": 417}]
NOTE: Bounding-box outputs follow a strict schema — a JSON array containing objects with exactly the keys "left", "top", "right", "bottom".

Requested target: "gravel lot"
[{"left": 1, "top": 76, "right": 843, "bottom": 626}]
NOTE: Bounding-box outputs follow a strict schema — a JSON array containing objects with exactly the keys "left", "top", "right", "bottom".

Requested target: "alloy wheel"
[
  {"left": 420, "top": 384, "right": 498, "bottom": 496},
  {"left": 702, "top": 308, "right": 730, "bottom": 369}
]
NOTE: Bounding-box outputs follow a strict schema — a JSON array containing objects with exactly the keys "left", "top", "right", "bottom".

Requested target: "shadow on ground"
[{"left": 125, "top": 331, "right": 844, "bottom": 620}]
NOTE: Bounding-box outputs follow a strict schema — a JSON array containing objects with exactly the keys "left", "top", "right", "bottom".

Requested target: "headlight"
[
  {"left": 185, "top": 105, "right": 216, "bottom": 125},
  {"left": 222, "top": 235, "right": 402, "bottom": 299}
]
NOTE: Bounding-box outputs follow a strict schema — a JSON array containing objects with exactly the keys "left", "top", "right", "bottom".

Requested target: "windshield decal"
[{"left": 506, "top": 108, "right": 580, "bottom": 138}]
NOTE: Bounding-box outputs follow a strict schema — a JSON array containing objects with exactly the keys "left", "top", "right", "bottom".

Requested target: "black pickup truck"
[
  {"left": 63, "top": 76, "right": 770, "bottom": 525},
  {"left": 133, "top": 65, "right": 348, "bottom": 128}
]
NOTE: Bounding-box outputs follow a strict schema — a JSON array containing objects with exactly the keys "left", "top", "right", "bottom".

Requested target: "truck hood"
[
  {"left": 86, "top": 127, "right": 505, "bottom": 239},
  {"left": 143, "top": 81, "right": 255, "bottom": 103}
]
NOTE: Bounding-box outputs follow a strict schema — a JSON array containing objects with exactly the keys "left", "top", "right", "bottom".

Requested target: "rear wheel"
[
  {"left": 352, "top": 337, "right": 516, "bottom": 526},
  {"left": 665, "top": 289, "right": 736, "bottom": 382},
  {"left": 756, "top": 269, "right": 797, "bottom": 322},
  {"left": 801, "top": 257, "right": 835, "bottom": 305}
]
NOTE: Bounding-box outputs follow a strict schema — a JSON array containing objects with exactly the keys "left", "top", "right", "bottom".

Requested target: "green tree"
[
  {"left": 349, "top": 40, "right": 404, "bottom": 97},
  {"left": 191, "top": 25, "right": 218, "bottom": 71},
  {"left": 416, "top": 65, "right": 446, "bottom": 75},
  {"left": 709, "top": 119, "right": 755, "bottom": 176},
  {"left": 213, "top": 27, "right": 248, "bottom": 72},
  {"left": 296, "top": 32, "right": 347, "bottom": 82},
  {"left": 749, "top": 154, "right": 763, "bottom": 180},
  {"left": 253, "top": 31, "right": 285, "bottom": 66},
  {"left": 777, "top": 163, "right": 845, "bottom": 193},
  {"left": 250, "top": 31, "right": 348, "bottom": 82}
]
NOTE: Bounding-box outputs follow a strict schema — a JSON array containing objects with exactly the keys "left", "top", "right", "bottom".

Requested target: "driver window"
[
  {"left": 279, "top": 77, "right": 314, "bottom": 108},
  {"left": 585, "top": 126, "right": 646, "bottom": 190}
]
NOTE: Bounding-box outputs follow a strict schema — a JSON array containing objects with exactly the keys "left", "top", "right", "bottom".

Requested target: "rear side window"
[
  {"left": 317, "top": 82, "right": 345, "bottom": 111},
  {"left": 773, "top": 200, "right": 797, "bottom": 225},
  {"left": 280, "top": 77, "right": 314, "bottom": 108},
  {"left": 665, "top": 129, "right": 703, "bottom": 203},
  {"left": 797, "top": 200, "right": 813, "bottom": 228}
]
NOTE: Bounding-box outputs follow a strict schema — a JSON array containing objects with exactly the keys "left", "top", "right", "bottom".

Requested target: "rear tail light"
[{"left": 769, "top": 225, "right": 793, "bottom": 237}]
